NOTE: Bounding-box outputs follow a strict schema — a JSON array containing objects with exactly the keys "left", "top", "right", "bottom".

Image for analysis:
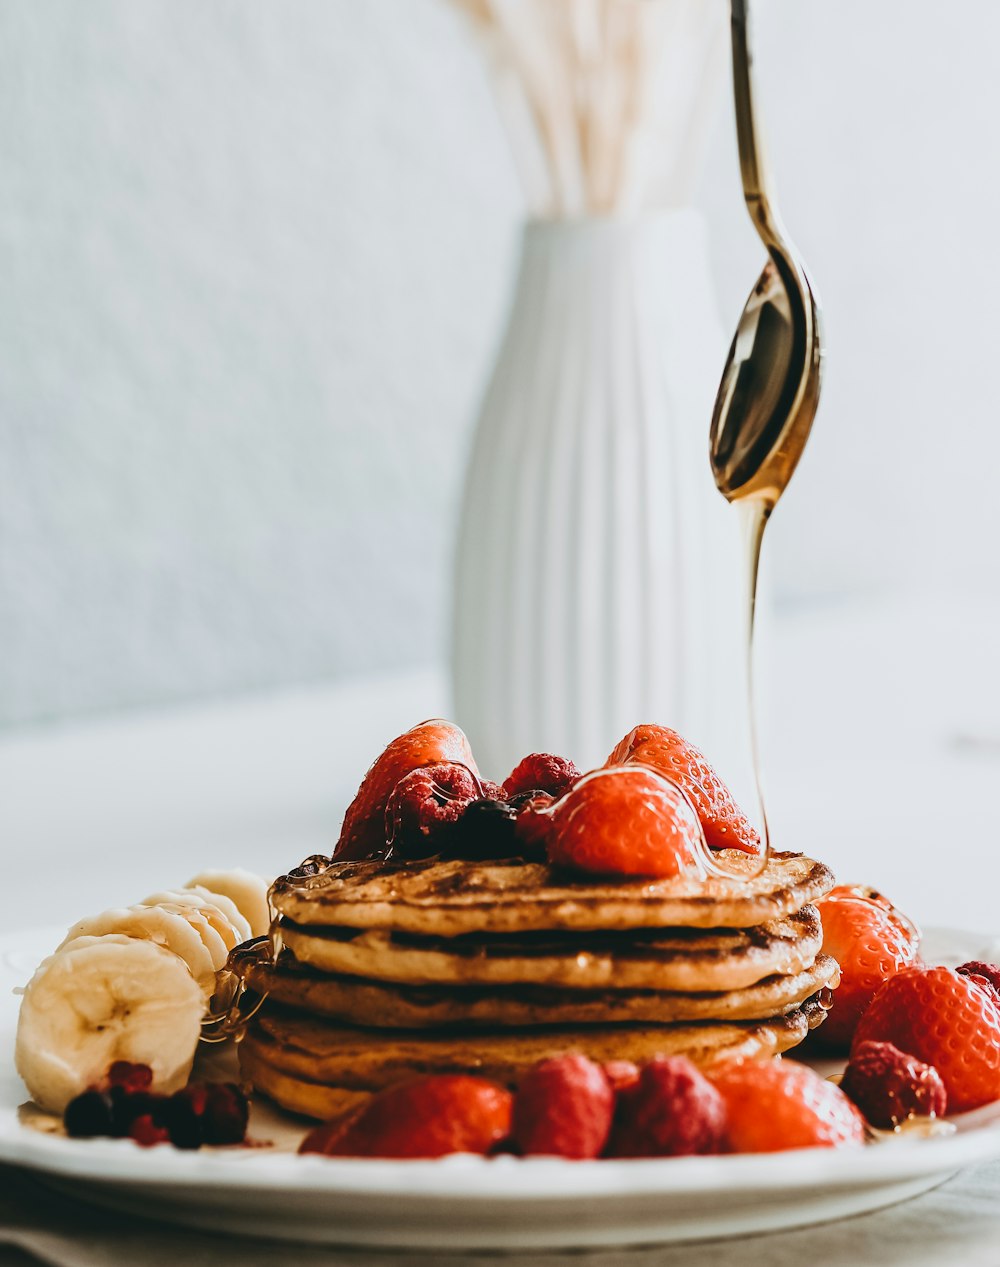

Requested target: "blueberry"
[
  {"left": 160, "top": 1086, "right": 206, "bottom": 1149},
  {"left": 64, "top": 1090, "right": 114, "bottom": 1138}
]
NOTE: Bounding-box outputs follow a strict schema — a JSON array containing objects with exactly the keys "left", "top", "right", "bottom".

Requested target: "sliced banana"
[
  {"left": 150, "top": 902, "right": 230, "bottom": 972},
  {"left": 15, "top": 936, "right": 203, "bottom": 1114},
  {"left": 186, "top": 869, "right": 271, "bottom": 940},
  {"left": 58, "top": 905, "right": 216, "bottom": 999},
  {"left": 141, "top": 890, "right": 241, "bottom": 957},
  {"left": 185, "top": 885, "right": 252, "bottom": 945}
]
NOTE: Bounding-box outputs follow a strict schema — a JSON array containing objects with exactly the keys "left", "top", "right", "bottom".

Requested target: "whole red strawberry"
[
  {"left": 606, "top": 724, "right": 759, "bottom": 855},
  {"left": 608, "top": 1056, "right": 725, "bottom": 1157},
  {"left": 300, "top": 1075, "right": 512, "bottom": 1158},
  {"left": 852, "top": 965, "right": 1000, "bottom": 1113},
  {"left": 511, "top": 1054, "right": 614, "bottom": 1159},
  {"left": 709, "top": 1058, "right": 865, "bottom": 1153},
  {"left": 815, "top": 888, "right": 921, "bottom": 1049},
  {"left": 545, "top": 767, "right": 706, "bottom": 879},
  {"left": 840, "top": 1040, "right": 947, "bottom": 1128},
  {"left": 503, "top": 753, "right": 580, "bottom": 800},
  {"left": 334, "top": 720, "right": 479, "bottom": 861}
]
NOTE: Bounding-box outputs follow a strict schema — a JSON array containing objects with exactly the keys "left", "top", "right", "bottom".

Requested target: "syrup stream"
[{"left": 740, "top": 495, "right": 773, "bottom": 873}]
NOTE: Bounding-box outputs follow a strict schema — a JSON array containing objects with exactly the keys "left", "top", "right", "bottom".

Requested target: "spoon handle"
[{"left": 731, "top": 0, "right": 782, "bottom": 246}]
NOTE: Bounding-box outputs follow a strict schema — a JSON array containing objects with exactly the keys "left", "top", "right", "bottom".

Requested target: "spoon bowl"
[{"left": 710, "top": 252, "right": 822, "bottom": 508}]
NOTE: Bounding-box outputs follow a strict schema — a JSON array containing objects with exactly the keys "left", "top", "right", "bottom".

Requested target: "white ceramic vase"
[{"left": 452, "top": 211, "right": 746, "bottom": 779}]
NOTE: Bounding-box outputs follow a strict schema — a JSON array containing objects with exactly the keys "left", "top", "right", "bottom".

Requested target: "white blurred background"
[{"left": 1, "top": 0, "right": 999, "bottom": 925}]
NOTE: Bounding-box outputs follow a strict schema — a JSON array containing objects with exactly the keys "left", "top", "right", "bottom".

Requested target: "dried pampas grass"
[{"left": 451, "top": 0, "right": 727, "bottom": 217}]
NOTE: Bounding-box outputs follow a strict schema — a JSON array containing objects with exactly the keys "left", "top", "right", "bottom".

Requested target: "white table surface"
[{"left": 1, "top": 591, "right": 998, "bottom": 1263}]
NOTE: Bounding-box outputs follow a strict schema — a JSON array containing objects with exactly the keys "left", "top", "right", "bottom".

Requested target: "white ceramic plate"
[{"left": 4, "top": 924, "right": 1000, "bottom": 1250}]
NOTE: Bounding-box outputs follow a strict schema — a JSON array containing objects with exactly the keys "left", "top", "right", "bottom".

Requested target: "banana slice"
[
  {"left": 186, "top": 869, "right": 271, "bottom": 939},
  {"left": 149, "top": 901, "right": 230, "bottom": 972},
  {"left": 58, "top": 905, "right": 216, "bottom": 999},
  {"left": 15, "top": 936, "right": 203, "bottom": 1114},
  {"left": 141, "top": 890, "right": 242, "bottom": 958},
  {"left": 185, "top": 885, "right": 252, "bottom": 946}
]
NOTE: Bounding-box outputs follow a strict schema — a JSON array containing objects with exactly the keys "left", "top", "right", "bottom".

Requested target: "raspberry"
[
  {"left": 511, "top": 1055, "right": 614, "bottom": 1159},
  {"left": 545, "top": 767, "right": 705, "bottom": 879},
  {"left": 608, "top": 1057, "right": 725, "bottom": 1157},
  {"left": 201, "top": 1083, "right": 249, "bottom": 1145},
  {"left": 606, "top": 724, "right": 760, "bottom": 855},
  {"left": 335, "top": 720, "right": 480, "bottom": 861},
  {"left": 108, "top": 1086, "right": 159, "bottom": 1137},
  {"left": 481, "top": 781, "right": 505, "bottom": 800},
  {"left": 503, "top": 754, "right": 580, "bottom": 800},
  {"left": 957, "top": 961, "right": 1000, "bottom": 1001},
  {"left": 710, "top": 1058, "right": 865, "bottom": 1152},
  {"left": 840, "top": 1040, "right": 947, "bottom": 1128},
  {"left": 129, "top": 1114, "right": 170, "bottom": 1147},
  {"left": 815, "top": 888, "right": 920, "bottom": 1049},
  {"left": 384, "top": 762, "right": 481, "bottom": 858},
  {"left": 307, "top": 1075, "right": 513, "bottom": 1158},
  {"left": 107, "top": 1061, "right": 154, "bottom": 1093},
  {"left": 853, "top": 965, "right": 1000, "bottom": 1112}
]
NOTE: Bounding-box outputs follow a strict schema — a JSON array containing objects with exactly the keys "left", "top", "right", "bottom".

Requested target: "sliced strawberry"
[
  {"left": 334, "top": 720, "right": 479, "bottom": 861},
  {"left": 606, "top": 724, "right": 759, "bottom": 855}
]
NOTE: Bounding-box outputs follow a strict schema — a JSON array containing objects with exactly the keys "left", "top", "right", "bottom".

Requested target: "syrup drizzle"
[{"left": 740, "top": 495, "right": 773, "bottom": 872}]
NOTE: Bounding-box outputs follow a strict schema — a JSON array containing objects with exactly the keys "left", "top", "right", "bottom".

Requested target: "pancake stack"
[{"left": 238, "top": 849, "right": 838, "bottom": 1121}]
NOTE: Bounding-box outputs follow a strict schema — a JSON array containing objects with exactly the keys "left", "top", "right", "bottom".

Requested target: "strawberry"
[
  {"left": 815, "top": 888, "right": 920, "bottom": 1049},
  {"left": 544, "top": 767, "right": 706, "bottom": 879},
  {"left": 511, "top": 1055, "right": 614, "bottom": 1159},
  {"left": 299, "top": 1075, "right": 513, "bottom": 1158},
  {"left": 852, "top": 965, "right": 1000, "bottom": 1113},
  {"left": 709, "top": 1058, "right": 865, "bottom": 1153},
  {"left": 334, "top": 720, "right": 479, "bottom": 861},
  {"left": 607, "top": 1057, "right": 726, "bottom": 1157},
  {"left": 840, "top": 1040, "right": 947, "bottom": 1128},
  {"left": 606, "top": 724, "right": 759, "bottom": 855}
]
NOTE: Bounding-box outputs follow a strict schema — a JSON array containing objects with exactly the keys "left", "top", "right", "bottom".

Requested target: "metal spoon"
[
  {"left": 707, "top": 0, "right": 824, "bottom": 874},
  {"left": 709, "top": 0, "right": 823, "bottom": 509}
]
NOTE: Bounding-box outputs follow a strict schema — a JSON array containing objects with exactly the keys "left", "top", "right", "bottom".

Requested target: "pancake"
[
  {"left": 271, "top": 851, "right": 835, "bottom": 936},
  {"left": 241, "top": 1000, "right": 827, "bottom": 1105},
  {"left": 275, "top": 904, "right": 823, "bottom": 992},
  {"left": 239, "top": 1044, "right": 371, "bottom": 1122},
  {"left": 244, "top": 952, "right": 839, "bottom": 1029}
]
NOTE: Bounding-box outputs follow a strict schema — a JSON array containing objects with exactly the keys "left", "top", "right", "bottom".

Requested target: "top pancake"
[{"left": 270, "top": 850, "right": 835, "bottom": 936}]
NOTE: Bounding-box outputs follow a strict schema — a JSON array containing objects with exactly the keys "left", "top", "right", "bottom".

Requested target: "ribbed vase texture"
[{"left": 452, "top": 212, "right": 745, "bottom": 779}]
